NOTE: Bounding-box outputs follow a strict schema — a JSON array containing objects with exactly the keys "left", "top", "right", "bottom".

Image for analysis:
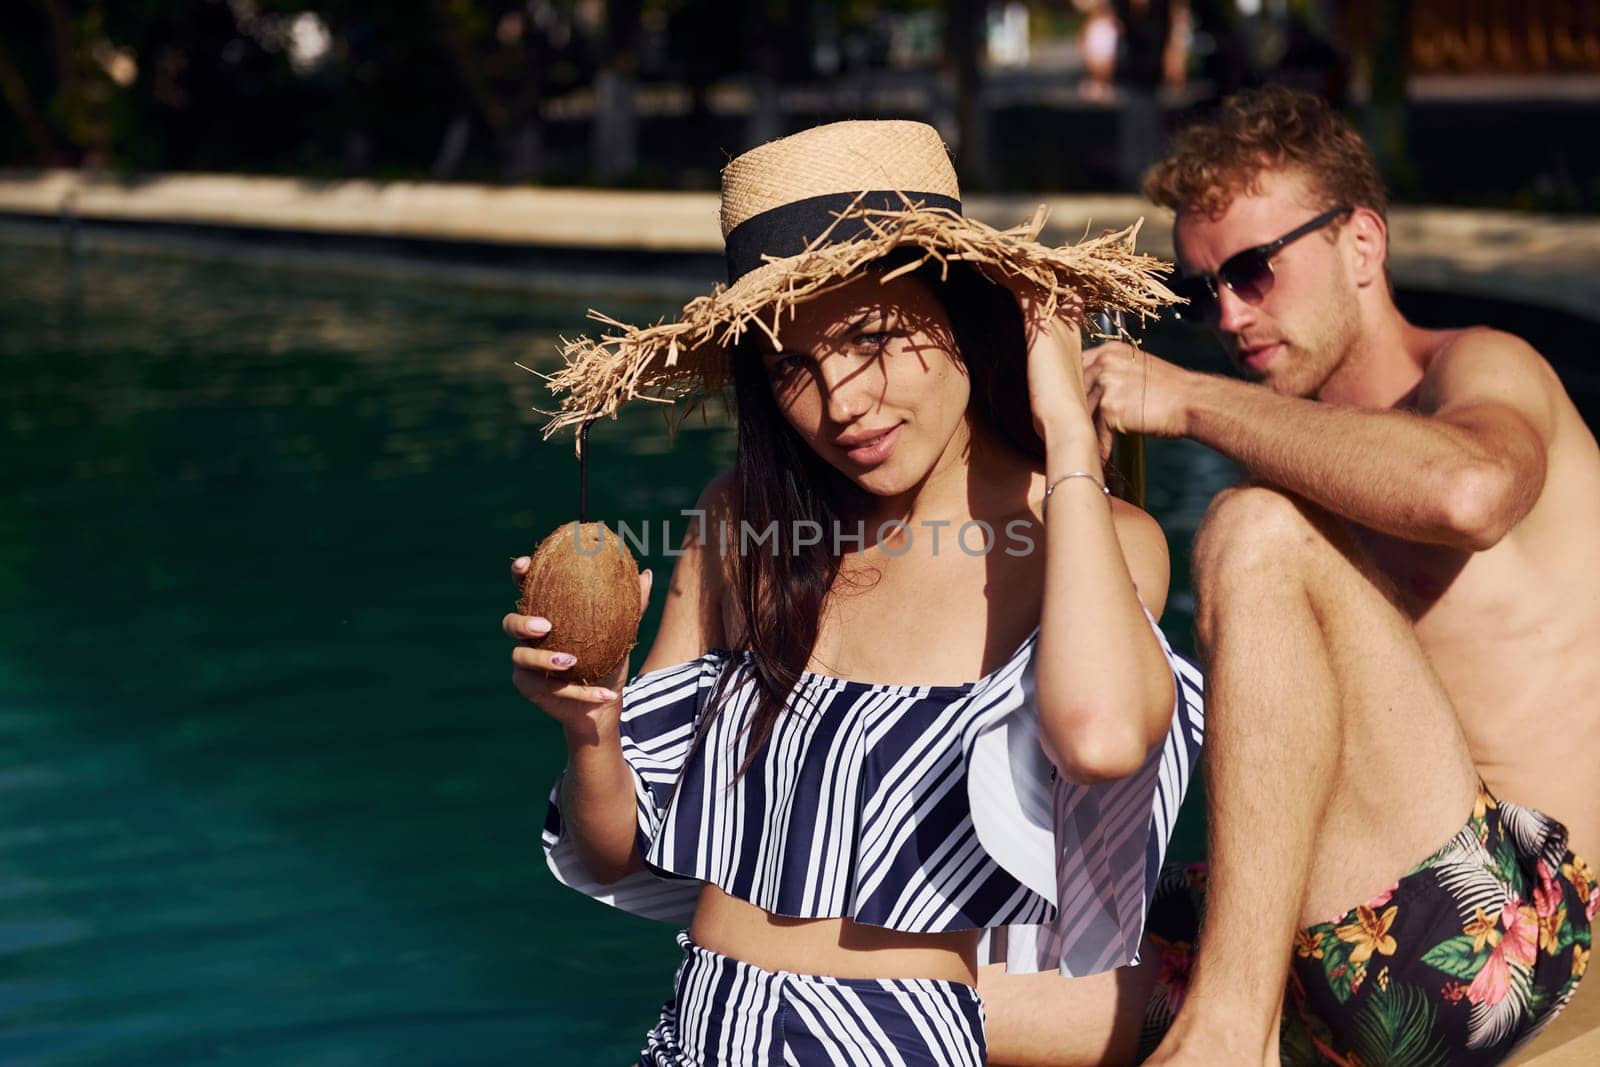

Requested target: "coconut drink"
[
  {"left": 517, "top": 418, "right": 644, "bottom": 687},
  {"left": 518, "top": 519, "right": 642, "bottom": 686}
]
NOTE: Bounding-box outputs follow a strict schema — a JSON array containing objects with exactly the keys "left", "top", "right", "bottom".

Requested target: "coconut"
[{"left": 518, "top": 520, "right": 642, "bottom": 687}]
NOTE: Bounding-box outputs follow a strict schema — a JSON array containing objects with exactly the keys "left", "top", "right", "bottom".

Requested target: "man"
[{"left": 981, "top": 86, "right": 1598, "bottom": 1066}]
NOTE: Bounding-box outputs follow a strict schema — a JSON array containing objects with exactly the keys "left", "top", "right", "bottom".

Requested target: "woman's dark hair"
[{"left": 709, "top": 255, "right": 1043, "bottom": 769}]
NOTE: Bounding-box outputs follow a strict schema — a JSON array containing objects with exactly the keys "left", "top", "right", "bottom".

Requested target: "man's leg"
[
  {"left": 981, "top": 485, "right": 1479, "bottom": 1066},
  {"left": 981, "top": 957, "right": 1156, "bottom": 1067},
  {"left": 1150, "top": 486, "right": 1479, "bottom": 1063}
]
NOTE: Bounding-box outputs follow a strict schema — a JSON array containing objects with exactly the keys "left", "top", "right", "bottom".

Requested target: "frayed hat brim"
[{"left": 532, "top": 193, "right": 1176, "bottom": 452}]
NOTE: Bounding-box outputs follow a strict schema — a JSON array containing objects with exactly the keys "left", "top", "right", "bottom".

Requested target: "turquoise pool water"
[{"left": 0, "top": 241, "right": 1231, "bottom": 1064}]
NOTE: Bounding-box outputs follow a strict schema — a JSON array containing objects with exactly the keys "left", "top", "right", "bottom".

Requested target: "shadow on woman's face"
[{"left": 755, "top": 272, "right": 973, "bottom": 497}]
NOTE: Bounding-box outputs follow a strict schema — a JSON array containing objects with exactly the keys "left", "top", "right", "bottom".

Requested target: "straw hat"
[{"left": 537, "top": 120, "right": 1174, "bottom": 450}]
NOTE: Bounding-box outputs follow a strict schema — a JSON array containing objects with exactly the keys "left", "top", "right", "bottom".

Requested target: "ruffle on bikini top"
[{"left": 543, "top": 612, "right": 1205, "bottom": 977}]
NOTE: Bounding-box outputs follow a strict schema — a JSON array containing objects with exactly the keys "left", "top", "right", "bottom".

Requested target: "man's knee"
[
  {"left": 1191, "top": 486, "right": 1347, "bottom": 652},
  {"left": 1192, "top": 485, "right": 1326, "bottom": 591}
]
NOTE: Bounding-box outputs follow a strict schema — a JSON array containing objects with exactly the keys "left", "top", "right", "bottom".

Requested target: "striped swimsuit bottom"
[{"left": 640, "top": 933, "right": 985, "bottom": 1067}]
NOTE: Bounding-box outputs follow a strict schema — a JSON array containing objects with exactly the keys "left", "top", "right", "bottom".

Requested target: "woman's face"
[{"left": 758, "top": 272, "right": 972, "bottom": 498}]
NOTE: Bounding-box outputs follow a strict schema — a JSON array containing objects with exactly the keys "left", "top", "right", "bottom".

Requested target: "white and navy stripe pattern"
[
  {"left": 977, "top": 635, "right": 1206, "bottom": 976},
  {"left": 641, "top": 933, "right": 985, "bottom": 1066},
  {"left": 544, "top": 611, "right": 1205, "bottom": 976}
]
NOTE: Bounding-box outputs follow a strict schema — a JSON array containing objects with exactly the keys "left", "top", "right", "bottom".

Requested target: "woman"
[{"left": 505, "top": 121, "right": 1203, "bottom": 1064}]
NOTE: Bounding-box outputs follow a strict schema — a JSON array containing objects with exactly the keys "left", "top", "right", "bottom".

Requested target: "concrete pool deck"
[{"left": 1, "top": 169, "right": 1598, "bottom": 325}]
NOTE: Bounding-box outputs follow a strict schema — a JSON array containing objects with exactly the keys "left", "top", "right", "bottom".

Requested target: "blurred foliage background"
[{"left": 1, "top": 2, "right": 1597, "bottom": 204}]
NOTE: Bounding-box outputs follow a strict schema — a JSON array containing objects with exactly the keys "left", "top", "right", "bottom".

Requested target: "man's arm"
[{"left": 1086, "top": 329, "right": 1557, "bottom": 549}]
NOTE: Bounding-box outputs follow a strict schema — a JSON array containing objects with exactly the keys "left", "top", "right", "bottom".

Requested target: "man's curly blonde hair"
[{"left": 1144, "top": 87, "right": 1388, "bottom": 221}]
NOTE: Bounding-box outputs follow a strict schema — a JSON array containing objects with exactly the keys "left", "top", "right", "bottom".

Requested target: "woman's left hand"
[{"left": 996, "top": 276, "right": 1094, "bottom": 445}]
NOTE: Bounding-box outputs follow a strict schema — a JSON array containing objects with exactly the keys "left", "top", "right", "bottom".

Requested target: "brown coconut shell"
[{"left": 518, "top": 520, "right": 643, "bottom": 686}]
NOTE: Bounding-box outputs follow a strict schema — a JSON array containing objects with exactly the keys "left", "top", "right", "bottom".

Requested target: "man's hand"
[{"left": 1082, "top": 342, "right": 1196, "bottom": 456}]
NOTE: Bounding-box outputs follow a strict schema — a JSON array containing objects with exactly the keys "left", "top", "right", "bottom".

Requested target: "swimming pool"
[{"left": 0, "top": 238, "right": 1232, "bottom": 1064}]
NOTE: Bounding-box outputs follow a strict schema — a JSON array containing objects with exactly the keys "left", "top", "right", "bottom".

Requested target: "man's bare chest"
[{"left": 1351, "top": 526, "right": 1474, "bottom": 621}]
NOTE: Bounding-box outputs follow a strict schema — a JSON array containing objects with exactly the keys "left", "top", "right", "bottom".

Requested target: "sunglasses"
[{"left": 1170, "top": 206, "right": 1352, "bottom": 322}]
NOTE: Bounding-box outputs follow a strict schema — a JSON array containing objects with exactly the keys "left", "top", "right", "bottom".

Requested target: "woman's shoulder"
[
  {"left": 633, "top": 467, "right": 741, "bottom": 673},
  {"left": 1108, "top": 497, "right": 1171, "bottom": 620},
  {"left": 694, "top": 466, "right": 746, "bottom": 648},
  {"left": 698, "top": 465, "right": 739, "bottom": 508},
  {"left": 1108, "top": 495, "right": 1164, "bottom": 542},
  {"left": 694, "top": 465, "right": 741, "bottom": 567}
]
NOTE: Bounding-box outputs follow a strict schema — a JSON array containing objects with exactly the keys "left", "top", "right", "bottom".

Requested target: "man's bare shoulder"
[
  {"left": 1420, "top": 327, "right": 1560, "bottom": 413},
  {"left": 1414, "top": 327, "right": 1562, "bottom": 440},
  {"left": 1425, "top": 325, "right": 1549, "bottom": 369}
]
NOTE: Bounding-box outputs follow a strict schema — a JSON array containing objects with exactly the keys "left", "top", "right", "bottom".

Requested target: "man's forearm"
[{"left": 1181, "top": 374, "right": 1499, "bottom": 546}]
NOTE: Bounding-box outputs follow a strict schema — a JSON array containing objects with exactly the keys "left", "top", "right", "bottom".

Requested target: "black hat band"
[{"left": 724, "top": 190, "right": 962, "bottom": 284}]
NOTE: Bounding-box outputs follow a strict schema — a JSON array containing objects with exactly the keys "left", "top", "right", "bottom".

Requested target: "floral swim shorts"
[{"left": 1140, "top": 784, "right": 1596, "bottom": 1065}]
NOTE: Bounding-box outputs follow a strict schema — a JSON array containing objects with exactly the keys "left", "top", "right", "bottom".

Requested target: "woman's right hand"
[
  {"left": 987, "top": 273, "right": 1095, "bottom": 446},
  {"left": 504, "top": 556, "right": 654, "bottom": 731}
]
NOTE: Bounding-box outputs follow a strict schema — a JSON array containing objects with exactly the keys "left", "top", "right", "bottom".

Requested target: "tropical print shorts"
[{"left": 1140, "top": 784, "right": 1596, "bottom": 1065}]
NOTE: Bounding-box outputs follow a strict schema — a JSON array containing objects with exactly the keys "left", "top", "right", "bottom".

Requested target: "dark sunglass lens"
[
  {"left": 1220, "top": 250, "right": 1275, "bottom": 303},
  {"left": 1169, "top": 276, "right": 1216, "bottom": 321}
]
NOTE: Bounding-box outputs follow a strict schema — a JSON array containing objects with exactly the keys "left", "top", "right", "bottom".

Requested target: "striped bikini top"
[{"left": 544, "top": 612, "right": 1205, "bottom": 977}]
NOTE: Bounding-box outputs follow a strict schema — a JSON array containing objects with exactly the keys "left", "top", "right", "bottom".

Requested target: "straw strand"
[{"left": 533, "top": 199, "right": 1176, "bottom": 454}]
